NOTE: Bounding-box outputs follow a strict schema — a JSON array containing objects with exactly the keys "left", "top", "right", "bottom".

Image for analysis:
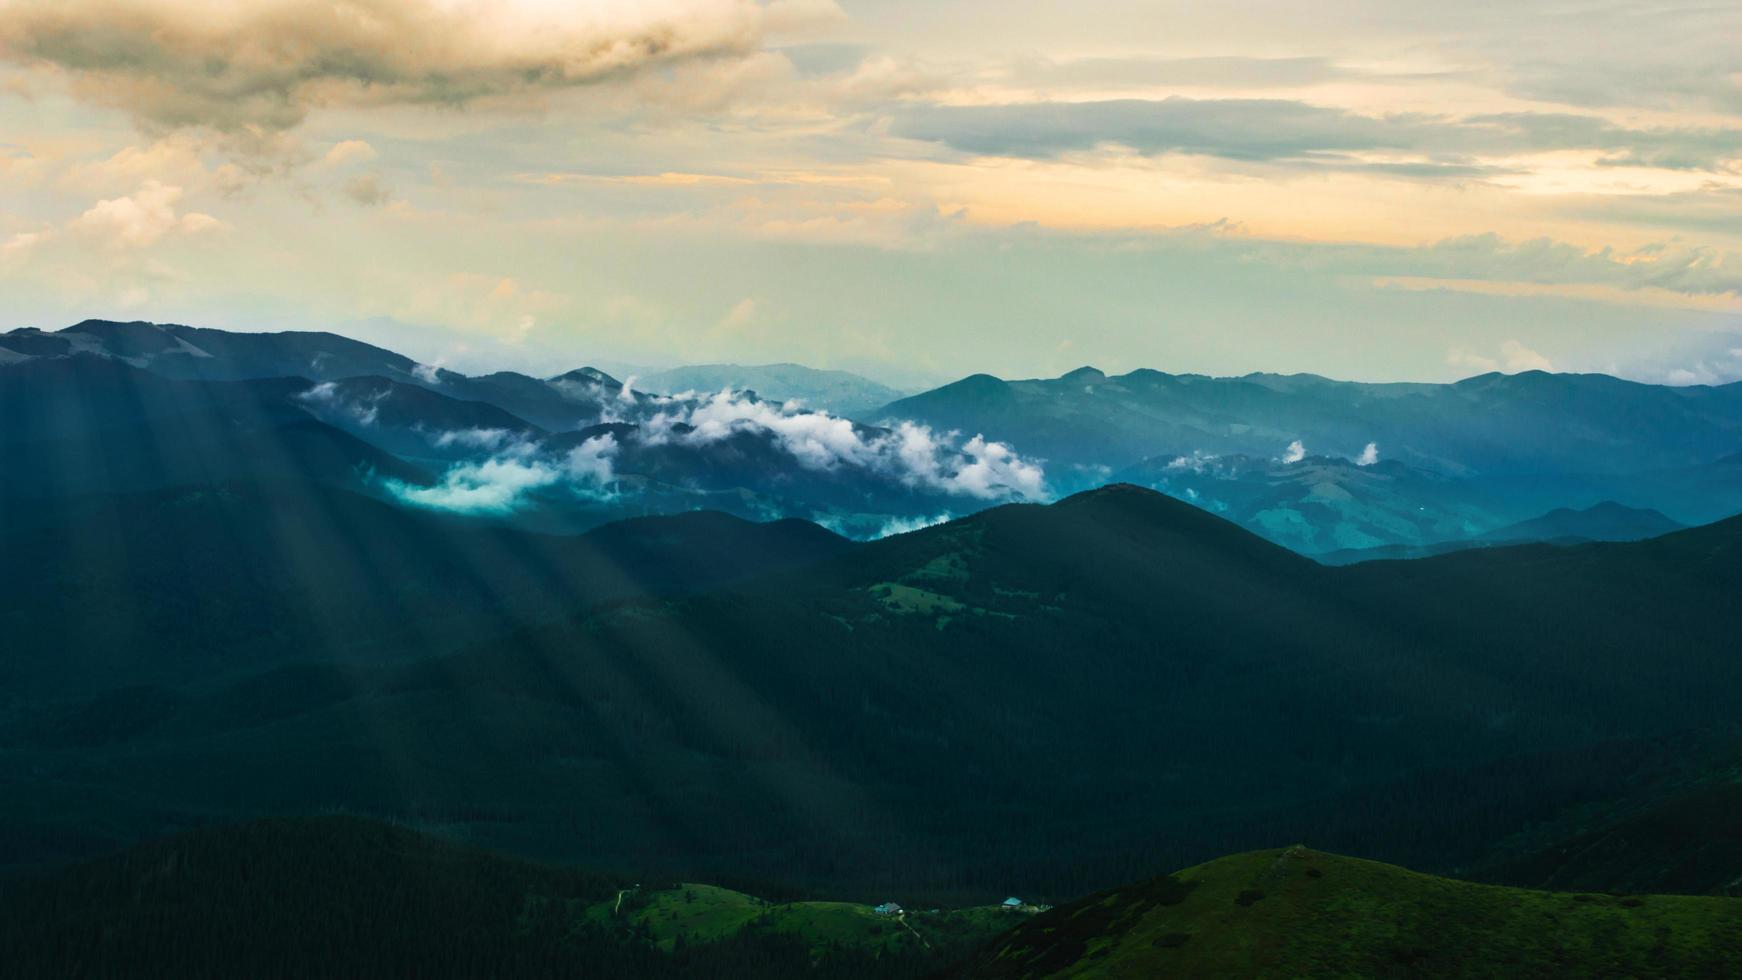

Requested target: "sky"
[{"left": 1, "top": 0, "right": 1740, "bottom": 386}]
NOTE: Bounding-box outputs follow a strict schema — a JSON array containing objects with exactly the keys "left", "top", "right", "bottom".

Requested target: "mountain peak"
[
  {"left": 1476, "top": 499, "right": 1686, "bottom": 545},
  {"left": 1041, "top": 482, "right": 1307, "bottom": 560},
  {"left": 549, "top": 366, "right": 622, "bottom": 389},
  {"left": 1062, "top": 481, "right": 1160, "bottom": 502},
  {"left": 953, "top": 371, "right": 1008, "bottom": 388},
  {"left": 886, "top": 372, "right": 1010, "bottom": 407},
  {"left": 1060, "top": 365, "right": 1106, "bottom": 382},
  {"left": 61, "top": 318, "right": 170, "bottom": 335}
]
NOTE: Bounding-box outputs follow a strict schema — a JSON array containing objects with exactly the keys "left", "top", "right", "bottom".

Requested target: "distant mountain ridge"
[
  {"left": 1476, "top": 500, "right": 1685, "bottom": 544},
  {"left": 0, "top": 319, "right": 633, "bottom": 431},
  {"left": 6, "top": 319, "right": 1741, "bottom": 548},
  {"left": 0, "top": 326, "right": 1045, "bottom": 536},
  {"left": 879, "top": 364, "right": 1742, "bottom": 479},
  {"left": 1316, "top": 500, "right": 1687, "bottom": 564}
]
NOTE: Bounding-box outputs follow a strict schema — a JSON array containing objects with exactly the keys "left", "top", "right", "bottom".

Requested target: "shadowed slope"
[
  {"left": 0, "top": 357, "right": 430, "bottom": 499},
  {"left": 0, "top": 816, "right": 972, "bottom": 979},
  {"left": 7, "top": 485, "right": 1742, "bottom": 900},
  {"left": 0, "top": 482, "right": 851, "bottom": 694},
  {"left": 1479, "top": 780, "right": 1742, "bottom": 898}
]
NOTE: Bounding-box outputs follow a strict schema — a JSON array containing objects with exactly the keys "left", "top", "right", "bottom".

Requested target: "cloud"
[
  {"left": 0, "top": 230, "right": 42, "bottom": 262},
  {"left": 391, "top": 431, "right": 618, "bottom": 512},
  {"left": 0, "top": 0, "right": 786, "bottom": 134},
  {"left": 1498, "top": 339, "right": 1553, "bottom": 372},
  {"left": 894, "top": 97, "right": 1414, "bottom": 163},
  {"left": 1281, "top": 439, "right": 1306, "bottom": 464},
  {"left": 1356, "top": 442, "right": 1379, "bottom": 466},
  {"left": 1448, "top": 339, "right": 1554, "bottom": 375},
  {"left": 1506, "top": 59, "right": 1742, "bottom": 117},
  {"left": 718, "top": 297, "right": 758, "bottom": 330},
  {"left": 951, "top": 433, "right": 1047, "bottom": 498},
  {"left": 391, "top": 455, "right": 564, "bottom": 513},
  {"left": 1165, "top": 451, "right": 1216, "bottom": 474},
  {"left": 322, "top": 140, "right": 379, "bottom": 167},
  {"left": 875, "top": 512, "right": 952, "bottom": 538},
  {"left": 1552, "top": 186, "right": 1742, "bottom": 239},
  {"left": 1005, "top": 55, "right": 1357, "bottom": 91},
  {"left": 761, "top": 0, "right": 845, "bottom": 34},
  {"left": 657, "top": 389, "right": 1049, "bottom": 499},
  {"left": 431, "top": 426, "right": 515, "bottom": 452},
  {"left": 387, "top": 386, "right": 1043, "bottom": 517},
  {"left": 565, "top": 432, "right": 620, "bottom": 485},
  {"left": 1604, "top": 331, "right": 1742, "bottom": 387},
  {"left": 1265, "top": 232, "right": 1742, "bottom": 298},
  {"left": 52, "top": 136, "right": 238, "bottom": 195},
  {"left": 890, "top": 98, "right": 1742, "bottom": 174},
  {"left": 296, "top": 380, "right": 387, "bottom": 426},
  {"left": 67, "top": 179, "right": 224, "bottom": 247},
  {"left": 343, "top": 173, "right": 393, "bottom": 207},
  {"left": 389, "top": 273, "right": 569, "bottom": 345}
]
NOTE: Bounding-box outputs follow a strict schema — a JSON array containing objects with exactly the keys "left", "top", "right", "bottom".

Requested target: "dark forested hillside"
[
  {"left": 0, "top": 816, "right": 969, "bottom": 980},
  {"left": 0, "top": 357, "right": 429, "bottom": 500},
  {"left": 0, "top": 481, "right": 849, "bottom": 694},
  {"left": 7, "top": 483, "right": 1742, "bottom": 902},
  {"left": 1476, "top": 779, "right": 1742, "bottom": 897}
]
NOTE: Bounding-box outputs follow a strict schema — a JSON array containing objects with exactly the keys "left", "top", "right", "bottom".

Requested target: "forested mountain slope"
[{"left": 8, "top": 485, "right": 1741, "bottom": 899}]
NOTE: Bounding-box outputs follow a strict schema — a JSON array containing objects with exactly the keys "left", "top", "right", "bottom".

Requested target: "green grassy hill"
[
  {"left": 592, "top": 881, "right": 1012, "bottom": 958},
  {"left": 0, "top": 817, "right": 1003, "bottom": 979},
  {"left": 13, "top": 819, "right": 1742, "bottom": 978},
  {"left": 962, "top": 846, "right": 1742, "bottom": 978}
]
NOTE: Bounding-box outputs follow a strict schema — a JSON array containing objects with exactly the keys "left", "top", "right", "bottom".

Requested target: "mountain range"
[
  {"left": 7, "top": 319, "right": 1741, "bottom": 554},
  {"left": 7, "top": 317, "right": 1742, "bottom": 974},
  {"left": 880, "top": 365, "right": 1742, "bottom": 478},
  {"left": 1, "top": 321, "right": 1039, "bottom": 537},
  {"left": 882, "top": 366, "right": 1742, "bottom": 547}
]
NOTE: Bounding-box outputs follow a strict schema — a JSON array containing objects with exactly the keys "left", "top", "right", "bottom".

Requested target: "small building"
[
  {"left": 873, "top": 902, "right": 903, "bottom": 917},
  {"left": 1001, "top": 897, "right": 1024, "bottom": 911}
]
